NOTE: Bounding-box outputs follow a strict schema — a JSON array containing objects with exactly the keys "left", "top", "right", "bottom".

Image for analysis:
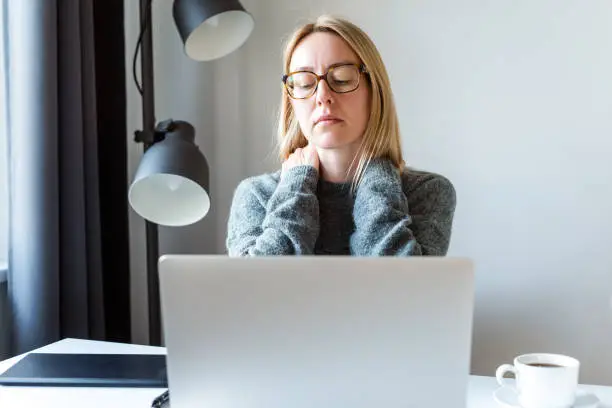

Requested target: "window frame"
[{"left": 0, "top": 0, "right": 9, "bottom": 282}]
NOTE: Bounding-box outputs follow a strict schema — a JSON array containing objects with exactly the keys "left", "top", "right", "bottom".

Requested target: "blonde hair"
[{"left": 277, "top": 15, "right": 404, "bottom": 191}]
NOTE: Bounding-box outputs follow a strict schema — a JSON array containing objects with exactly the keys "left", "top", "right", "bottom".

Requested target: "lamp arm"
[
  {"left": 132, "top": 0, "right": 172, "bottom": 147},
  {"left": 139, "top": 0, "right": 156, "bottom": 149},
  {"left": 133, "top": 119, "right": 175, "bottom": 145}
]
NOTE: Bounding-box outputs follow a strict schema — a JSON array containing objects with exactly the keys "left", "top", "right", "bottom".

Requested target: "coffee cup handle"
[{"left": 495, "top": 363, "right": 517, "bottom": 388}]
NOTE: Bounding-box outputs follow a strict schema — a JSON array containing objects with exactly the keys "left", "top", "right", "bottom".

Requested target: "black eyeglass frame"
[{"left": 281, "top": 63, "right": 369, "bottom": 99}]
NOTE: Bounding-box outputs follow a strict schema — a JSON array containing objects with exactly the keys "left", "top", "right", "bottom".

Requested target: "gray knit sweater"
[{"left": 226, "top": 158, "right": 456, "bottom": 256}]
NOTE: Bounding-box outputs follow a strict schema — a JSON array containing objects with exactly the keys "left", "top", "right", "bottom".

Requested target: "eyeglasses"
[{"left": 282, "top": 63, "right": 368, "bottom": 99}]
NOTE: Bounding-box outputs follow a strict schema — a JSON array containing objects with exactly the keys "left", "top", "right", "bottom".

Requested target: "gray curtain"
[{"left": 5, "top": 0, "right": 130, "bottom": 355}]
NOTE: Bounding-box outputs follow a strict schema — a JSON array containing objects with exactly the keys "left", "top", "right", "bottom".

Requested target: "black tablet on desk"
[{"left": 0, "top": 353, "right": 168, "bottom": 387}]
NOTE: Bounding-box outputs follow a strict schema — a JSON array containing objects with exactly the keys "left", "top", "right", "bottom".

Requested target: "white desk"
[{"left": 0, "top": 338, "right": 611, "bottom": 408}]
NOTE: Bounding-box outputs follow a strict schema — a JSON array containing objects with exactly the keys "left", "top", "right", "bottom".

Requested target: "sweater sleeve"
[
  {"left": 226, "top": 165, "right": 320, "bottom": 256},
  {"left": 349, "top": 159, "right": 456, "bottom": 256}
]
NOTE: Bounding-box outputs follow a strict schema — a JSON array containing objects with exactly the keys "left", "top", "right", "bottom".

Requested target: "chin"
[{"left": 312, "top": 131, "right": 360, "bottom": 150}]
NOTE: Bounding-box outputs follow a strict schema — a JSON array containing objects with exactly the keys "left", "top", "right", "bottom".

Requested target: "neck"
[{"left": 316, "top": 143, "right": 361, "bottom": 183}]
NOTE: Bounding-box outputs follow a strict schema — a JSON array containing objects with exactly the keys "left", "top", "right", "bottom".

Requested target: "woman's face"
[{"left": 288, "top": 32, "right": 370, "bottom": 150}]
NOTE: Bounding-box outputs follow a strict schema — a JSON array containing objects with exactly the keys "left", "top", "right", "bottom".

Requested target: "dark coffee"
[{"left": 527, "top": 362, "right": 563, "bottom": 368}]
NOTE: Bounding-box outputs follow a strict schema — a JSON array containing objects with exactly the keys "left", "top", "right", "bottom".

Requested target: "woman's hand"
[{"left": 282, "top": 144, "right": 319, "bottom": 175}]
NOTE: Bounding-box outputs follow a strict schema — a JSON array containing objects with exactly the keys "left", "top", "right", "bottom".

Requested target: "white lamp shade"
[
  {"left": 185, "top": 10, "right": 253, "bottom": 61},
  {"left": 173, "top": 0, "right": 254, "bottom": 61},
  {"left": 129, "top": 173, "right": 210, "bottom": 226}
]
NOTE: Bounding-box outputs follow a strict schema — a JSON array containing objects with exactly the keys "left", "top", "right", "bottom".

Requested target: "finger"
[{"left": 305, "top": 144, "right": 317, "bottom": 161}]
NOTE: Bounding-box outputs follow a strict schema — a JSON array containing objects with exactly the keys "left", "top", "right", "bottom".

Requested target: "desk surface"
[{"left": 0, "top": 338, "right": 611, "bottom": 408}]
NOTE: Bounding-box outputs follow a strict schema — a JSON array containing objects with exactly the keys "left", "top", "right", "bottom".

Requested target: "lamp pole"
[{"left": 139, "top": 0, "right": 162, "bottom": 347}]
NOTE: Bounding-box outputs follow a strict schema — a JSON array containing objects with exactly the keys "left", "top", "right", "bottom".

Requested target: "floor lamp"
[{"left": 128, "top": 0, "right": 254, "bottom": 346}]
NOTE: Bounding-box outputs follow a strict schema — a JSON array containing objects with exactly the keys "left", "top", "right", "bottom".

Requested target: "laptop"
[{"left": 158, "top": 255, "right": 475, "bottom": 408}]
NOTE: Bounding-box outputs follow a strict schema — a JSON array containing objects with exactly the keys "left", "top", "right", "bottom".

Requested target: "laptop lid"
[{"left": 159, "top": 255, "right": 474, "bottom": 408}]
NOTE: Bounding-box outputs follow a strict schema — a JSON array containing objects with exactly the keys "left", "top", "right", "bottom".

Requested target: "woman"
[{"left": 226, "top": 15, "right": 456, "bottom": 256}]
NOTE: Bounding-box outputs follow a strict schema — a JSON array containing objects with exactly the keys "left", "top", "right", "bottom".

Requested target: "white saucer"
[{"left": 493, "top": 386, "right": 600, "bottom": 408}]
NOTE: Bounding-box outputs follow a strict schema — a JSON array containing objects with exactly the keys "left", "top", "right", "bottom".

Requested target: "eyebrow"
[{"left": 291, "top": 61, "right": 358, "bottom": 73}]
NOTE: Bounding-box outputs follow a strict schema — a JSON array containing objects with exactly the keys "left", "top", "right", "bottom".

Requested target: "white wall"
[{"left": 126, "top": 0, "right": 612, "bottom": 385}]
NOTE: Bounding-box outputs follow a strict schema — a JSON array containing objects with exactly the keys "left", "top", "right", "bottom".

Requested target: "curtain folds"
[{"left": 5, "top": 0, "right": 130, "bottom": 355}]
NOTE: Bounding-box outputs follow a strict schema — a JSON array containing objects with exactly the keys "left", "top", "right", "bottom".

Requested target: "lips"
[{"left": 314, "top": 114, "right": 343, "bottom": 126}]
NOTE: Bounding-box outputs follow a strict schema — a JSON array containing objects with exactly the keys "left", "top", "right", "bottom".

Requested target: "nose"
[{"left": 315, "top": 78, "right": 334, "bottom": 106}]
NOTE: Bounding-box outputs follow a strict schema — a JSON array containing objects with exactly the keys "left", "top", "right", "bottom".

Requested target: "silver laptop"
[{"left": 158, "top": 255, "right": 475, "bottom": 408}]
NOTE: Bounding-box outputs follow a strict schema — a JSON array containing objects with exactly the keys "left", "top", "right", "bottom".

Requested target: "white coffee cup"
[{"left": 495, "top": 353, "right": 580, "bottom": 408}]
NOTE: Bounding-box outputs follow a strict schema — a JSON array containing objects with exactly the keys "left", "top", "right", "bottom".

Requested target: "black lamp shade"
[
  {"left": 173, "top": 0, "right": 254, "bottom": 61},
  {"left": 129, "top": 121, "right": 210, "bottom": 227}
]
